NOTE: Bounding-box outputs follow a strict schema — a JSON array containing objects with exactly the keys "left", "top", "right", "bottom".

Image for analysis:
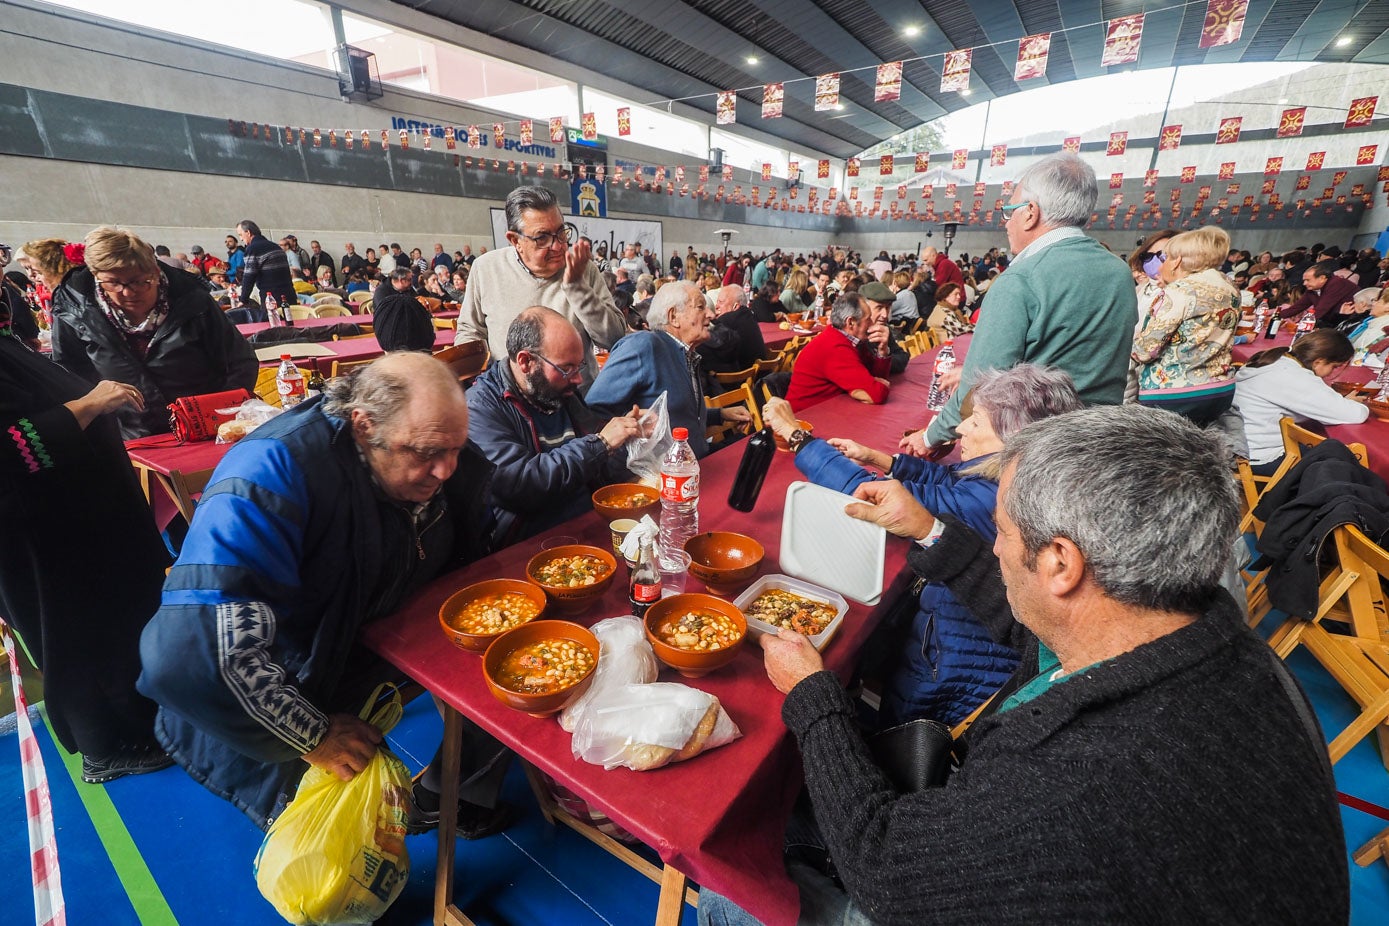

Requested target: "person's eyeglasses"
[
  {"left": 97, "top": 277, "right": 158, "bottom": 294},
  {"left": 533, "top": 353, "right": 584, "bottom": 379},
  {"left": 517, "top": 227, "right": 573, "bottom": 250},
  {"left": 1000, "top": 201, "right": 1032, "bottom": 217}
]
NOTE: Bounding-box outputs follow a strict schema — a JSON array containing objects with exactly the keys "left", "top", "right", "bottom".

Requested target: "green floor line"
[{"left": 40, "top": 705, "right": 180, "bottom": 926}]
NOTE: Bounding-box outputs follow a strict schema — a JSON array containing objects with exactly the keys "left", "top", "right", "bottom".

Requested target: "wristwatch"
[{"left": 787, "top": 429, "right": 812, "bottom": 453}]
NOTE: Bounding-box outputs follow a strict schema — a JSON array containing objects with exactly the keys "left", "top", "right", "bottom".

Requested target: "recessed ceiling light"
[
  {"left": 745, "top": 55, "right": 760, "bottom": 65},
  {"left": 961, "top": 88, "right": 972, "bottom": 96},
  {"left": 835, "top": 103, "right": 845, "bottom": 111},
  {"left": 1336, "top": 36, "right": 1353, "bottom": 47},
  {"left": 903, "top": 25, "right": 921, "bottom": 38}
]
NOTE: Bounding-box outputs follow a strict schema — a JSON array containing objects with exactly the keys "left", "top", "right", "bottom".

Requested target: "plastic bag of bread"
[
  {"left": 559, "top": 616, "right": 659, "bottom": 733},
  {"left": 570, "top": 682, "right": 741, "bottom": 771},
  {"left": 216, "top": 397, "right": 281, "bottom": 443}
]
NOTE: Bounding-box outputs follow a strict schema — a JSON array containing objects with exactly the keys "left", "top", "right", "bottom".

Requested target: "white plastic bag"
[
  {"left": 560, "top": 616, "right": 660, "bottom": 732},
  {"left": 217, "top": 397, "right": 283, "bottom": 443},
  {"left": 624, "top": 392, "right": 672, "bottom": 487},
  {"left": 571, "top": 682, "right": 741, "bottom": 771}
]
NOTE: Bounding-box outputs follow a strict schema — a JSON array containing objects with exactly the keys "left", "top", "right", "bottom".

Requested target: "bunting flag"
[
  {"left": 1015, "top": 34, "right": 1051, "bottom": 81},
  {"left": 345, "top": 129, "right": 354, "bottom": 149},
  {"left": 1144, "top": 190, "right": 1156, "bottom": 204},
  {"left": 1358, "top": 145, "right": 1379, "bottom": 165},
  {"left": 786, "top": 160, "right": 798, "bottom": 179},
  {"left": 991, "top": 145, "right": 1007, "bottom": 166},
  {"left": 492, "top": 123, "right": 505, "bottom": 146},
  {"left": 577, "top": 164, "right": 587, "bottom": 180},
  {"left": 675, "top": 166, "right": 686, "bottom": 183},
  {"left": 941, "top": 49, "right": 972, "bottom": 93},
  {"left": 1181, "top": 166, "right": 1197, "bottom": 183},
  {"left": 945, "top": 182, "right": 958, "bottom": 197},
  {"left": 311, "top": 128, "right": 321, "bottom": 148},
  {"left": 1261, "top": 178, "right": 1276, "bottom": 194},
  {"left": 1062, "top": 136, "right": 1081, "bottom": 154},
  {"left": 1347, "top": 97, "right": 1379, "bottom": 128},
  {"left": 1110, "top": 172, "right": 1123, "bottom": 189},
  {"left": 399, "top": 129, "right": 411, "bottom": 150},
  {"left": 424, "top": 132, "right": 433, "bottom": 151},
  {"left": 761, "top": 162, "right": 772, "bottom": 181},
  {"left": 952, "top": 148, "right": 968, "bottom": 170},
  {"left": 519, "top": 120, "right": 533, "bottom": 145},
  {"left": 1218, "top": 161, "right": 1236, "bottom": 180},
  {"left": 655, "top": 166, "right": 667, "bottom": 184},
  {"left": 897, "top": 185, "right": 907, "bottom": 199},
  {"left": 1107, "top": 131, "right": 1128, "bottom": 156},
  {"left": 922, "top": 184, "right": 934, "bottom": 197},
  {"left": 360, "top": 129, "right": 370, "bottom": 150},
  {"left": 1265, "top": 157, "right": 1283, "bottom": 175},
  {"left": 442, "top": 126, "right": 454, "bottom": 150},
  {"left": 817, "top": 159, "right": 830, "bottom": 179},
  {"left": 581, "top": 112, "right": 597, "bottom": 140},
  {"left": 847, "top": 157, "right": 861, "bottom": 177},
  {"left": 697, "top": 165, "right": 708, "bottom": 183},
  {"left": 549, "top": 117, "right": 565, "bottom": 142},
  {"left": 1159, "top": 125, "right": 1182, "bottom": 151},
  {"left": 1227, "top": 182, "right": 1241, "bottom": 195},
  {"left": 973, "top": 182, "right": 986, "bottom": 197},
  {"left": 1199, "top": 0, "right": 1248, "bottom": 49},
  {"left": 1144, "top": 169, "right": 1159, "bottom": 187},
  {"left": 914, "top": 152, "right": 930, "bottom": 173},
  {"left": 762, "top": 83, "right": 784, "bottom": 119},
  {"left": 1102, "top": 14, "right": 1144, "bottom": 66},
  {"left": 849, "top": 187, "right": 858, "bottom": 200},
  {"left": 1199, "top": 185, "right": 1213, "bottom": 198},
  {"left": 1295, "top": 175, "right": 1310, "bottom": 190},
  {"left": 1306, "top": 151, "right": 1325, "bottom": 170},
  {"left": 876, "top": 186, "right": 886, "bottom": 200},
  {"left": 1380, "top": 166, "right": 1389, "bottom": 181},
  {"left": 1001, "top": 180, "right": 1013, "bottom": 196},
  {"left": 1275, "top": 107, "right": 1305, "bottom": 138},
  {"left": 1216, "top": 116, "right": 1241, "bottom": 144},
  {"left": 880, "top": 154, "right": 894, "bottom": 175},
  {"left": 815, "top": 74, "right": 840, "bottom": 111},
  {"left": 722, "top": 164, "right": 733, "bottom": 181},
  {"left": 467, "top": 125, "right": 480, "bottom": 148},
  {"left": 617, "top": 108, "right": 631, "bottom": 136},
  {"left": 380, "top": 129, "right": 388, "bottom": 149},
  {"left": 875, "top": 62, "right": 902, "bottom": 102}
]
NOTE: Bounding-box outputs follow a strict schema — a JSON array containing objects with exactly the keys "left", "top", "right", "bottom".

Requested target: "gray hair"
[
  {"left": 321, "top": 364, "right": 411, "bottom": 446},
  {"left": 504, "top": 185, "right": 559, "bottom": 234},
  {"left": 389, "top": 266, "right": 414, "bottom": 283},
  {"left": 969, "top": 364, "right": 1084, "bottom": 443},
  {"left": 716, "top": 285, "right": 748, "bottom": 309},
  {"left": 1014, "top": 154, "right": 1097, "bottom": 229},
  {"left": 647, "top": 280, "right": 698, "bottom": 331},
  {"left": 1000, "top": 405, "right": 1238, "bottom": 613},
  {"left": 1353, "top": 287, "right": 1382, "bottom": 308},
  {"left": 635, "top": 274, "right": 655, "bottom": 296},
  {"left": 830, "top": 292, "right": 868, "bottom": 329}
]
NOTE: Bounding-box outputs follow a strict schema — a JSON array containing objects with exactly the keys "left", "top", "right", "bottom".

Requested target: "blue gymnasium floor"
[{"left": 3, "top": 642, "right": 1389, "bottom": 925}]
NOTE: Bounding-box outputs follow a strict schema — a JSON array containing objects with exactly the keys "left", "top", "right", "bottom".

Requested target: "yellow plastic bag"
[{"left": 254, "top": 686, "right": 412, "bottom": 925}]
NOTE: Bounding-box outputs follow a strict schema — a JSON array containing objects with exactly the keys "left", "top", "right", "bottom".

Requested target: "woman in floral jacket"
[{"left": 1132, "top": 226, "right": 1241, "bottom": 426}]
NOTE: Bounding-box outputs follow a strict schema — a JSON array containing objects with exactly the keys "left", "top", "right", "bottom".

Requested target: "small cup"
[
  {"left": 541, "top": 535, "right": 579, "bottom": 551},
  {"left": 659, "top": 550, "right": 692, "bottom": 597},
  {"left": 609, "top": 518, "right": 639, "bottom": 557}
]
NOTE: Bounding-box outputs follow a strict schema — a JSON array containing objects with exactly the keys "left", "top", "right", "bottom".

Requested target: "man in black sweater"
[
  {"left": 698, "top": 284, "right": 768, "bottom": 375},
  {"left": 372, "top": 266, "right": 435, "bottom": 353},
  {"left": 699, "top": 406, "right": 1348, "bottom": 926},
  {"left": 236, "top": 220, "right": 296, "bottom": 322}
]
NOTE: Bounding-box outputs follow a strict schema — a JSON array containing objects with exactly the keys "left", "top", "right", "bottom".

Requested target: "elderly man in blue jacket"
[
  {"left": 138, "top": 353, "right": 513, "bottom": 837},
  {"left": 467, "top": 306, "right": 645, "bottom": 547}
]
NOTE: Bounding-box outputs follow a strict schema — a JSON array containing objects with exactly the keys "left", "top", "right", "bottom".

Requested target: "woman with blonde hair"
[
  {"left": 1131, "top": 226, "right": 1241, "bottom": 425},
  {"left": 780, "top": 268, "right": 811, "bottom": 316},
  {"left": 49, "top": 226, "right": 257, "bottom": 439}
]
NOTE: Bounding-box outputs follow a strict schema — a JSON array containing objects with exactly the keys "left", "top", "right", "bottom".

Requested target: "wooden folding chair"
[
  {"left": 705, "top": 382, "right": 760, "bottom": 446},
  {"left": 166, "top": 467, "right": 216, "bottom": 522},
  {"left": 417, "top": 295, "right": 443, "bottom": 313},
  {"left": 330, "top": 357, "right": 378, "bottom": 379},
  {"left": 1268, "top": 524, "right": 1389, "bottom": 769},
  {"left": 254, "top": 364, "right": 310, "bottom": 408},
  {"left": 711, "top": 364, "right": 758, "bottom": 394},
  {"left": 433, "top": 339, "right": 490, "bottom": 387}
]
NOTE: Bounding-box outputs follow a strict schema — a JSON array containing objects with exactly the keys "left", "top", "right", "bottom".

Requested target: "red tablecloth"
[
  {"left": 760, "top": 322, "right": 793, "bottom": 352},
  {"left": 236, "top": 314, "right": 374, "bottom": 336},
  {"left": 125, "top": 436, "right": 232, "bottom": 530},
  {"left": 255, "top": 329, "right": 454, "bottom": 366},
  {"left": 363, "top": 353, "right": 937, "bottom": 926}
]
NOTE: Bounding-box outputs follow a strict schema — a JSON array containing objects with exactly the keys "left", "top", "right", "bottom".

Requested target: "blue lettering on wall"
[{"left": 390, "top": 115, "right": 556, "bottom": 158}]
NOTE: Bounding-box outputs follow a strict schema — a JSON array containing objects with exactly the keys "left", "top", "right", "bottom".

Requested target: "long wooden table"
[{"left": 362, "top": 351, "right": 938, "bottom": 926}]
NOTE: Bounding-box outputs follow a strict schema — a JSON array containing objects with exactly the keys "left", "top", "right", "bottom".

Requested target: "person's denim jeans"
[{"left": 696, "top": 861, "right": 880, "bottom": 926}]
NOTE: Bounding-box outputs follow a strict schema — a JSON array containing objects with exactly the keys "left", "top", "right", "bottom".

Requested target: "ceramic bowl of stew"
[
  {"left": 439, "top": 578, "right": 547, "bottom": 653},
  {"left": 643, "top": 593, "right": 747, "bottom": 678},
  {"left": 526, "top": 544, "right": 618, "bottom": 613},
  {"left": 592, "top": 482, "right": 660, "bottom": 523},
  {"left": 483, "top": 620, "right": 601, "bottom": 715}
]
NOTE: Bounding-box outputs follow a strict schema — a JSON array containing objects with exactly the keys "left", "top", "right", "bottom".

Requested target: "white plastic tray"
[
  {"left": 734, "top": 574, "right": 849, "bottom": 650},
  {"left": 779, "top": 481, "right": 886, "bottom": 605}
]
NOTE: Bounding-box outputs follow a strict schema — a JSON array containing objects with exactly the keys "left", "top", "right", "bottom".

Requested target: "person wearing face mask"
[
  {"left": 466, "top": 307, "right": 644, "bottom": 546},
  {"left": 1123, "top": 230, "right": 1177, "bottom": 402}
]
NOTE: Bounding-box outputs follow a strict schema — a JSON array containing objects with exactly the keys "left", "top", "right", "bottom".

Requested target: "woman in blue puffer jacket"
[{"left": 763, "top": 364, "right": 1082, "bottom": 725}]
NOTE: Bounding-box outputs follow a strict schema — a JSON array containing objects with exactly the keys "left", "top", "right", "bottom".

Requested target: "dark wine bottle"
[{"left": 727, "top": 427, "right": 775, "bottom": 512}]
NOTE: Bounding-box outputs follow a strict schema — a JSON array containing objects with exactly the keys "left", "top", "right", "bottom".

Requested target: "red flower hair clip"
[{"left": 63, "top": 242, "right": 86, "bottom": 266}]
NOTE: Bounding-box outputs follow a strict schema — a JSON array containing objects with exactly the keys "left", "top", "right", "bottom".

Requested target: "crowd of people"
[{"left": 0, "top": 151, "right": 1375, "bottom": 922}]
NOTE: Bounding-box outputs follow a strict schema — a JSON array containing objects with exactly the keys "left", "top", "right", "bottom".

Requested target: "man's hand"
[
  {"left": 866, "top": 322, "right": 891, "bottom": 353},
  {"left": 1340, "top": 300, "right": 1359, "bottom": 315},
  {"left": 843, "top": 479, "right": 936, "bottom": 540},
  {"left": 760, "top": 628, "right": 825, "bottom": 694},
  {"left": 599, "top": 405, "right": 643, "bottom": 450},
  {"left": 761, "top": 396, "right": 799, "bottom": 439},
  {"left": 565, "top": 237, "right": 593, "bottom": 285},
  {"left": 898, "top": 429, "right": 929, "bottom": 457},
  {"left": 302, "top": 713, "right": 382, "bottom": 781},
  {"left": 939, "top": 366, "right": 963, "bottom": 392},
  {"left": 826, "top": 437, "right": 892, "bottom": 472},
  {"left": 720, "top": 406, "right": 753, "bottom": 424},
  {"left": 64, "top": 380, "right": 144, "bottom": 429}
]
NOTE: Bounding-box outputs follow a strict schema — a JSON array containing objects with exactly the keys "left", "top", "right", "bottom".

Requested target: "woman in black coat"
[
  {"left": 39, "top": 227, "right": 257, "bottom": 439},
  {"left": 0, "top": 283, "right": 173, "bottom": 783}
]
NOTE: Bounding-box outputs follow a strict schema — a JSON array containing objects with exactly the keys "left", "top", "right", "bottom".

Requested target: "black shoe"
[
  {"left": 81, "top": 745, "right": 174, "bottom": 784},
  {"left": 404, "top": 780, "right": 516, "bottom": 839}
]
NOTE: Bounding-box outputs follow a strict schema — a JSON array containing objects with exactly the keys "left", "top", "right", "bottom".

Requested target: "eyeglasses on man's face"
[
  {"left": 533, "top": 353, "right": 584, "bottom": 380},
  {"left": 97, "top": 277, "right": 158, "bottom": 294},
  {"left": 1000, "top": 201, "right": 1032, "bottom": 217},
  {"left": 517, "top": 226, "right": 574, "bottom": 251}
]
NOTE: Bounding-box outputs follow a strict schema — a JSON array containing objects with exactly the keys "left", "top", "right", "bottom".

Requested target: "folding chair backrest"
[
  {"left": 705, "top": 381, "right": 761, "bottom": 445},
  {"left": 433, "top": 339, "right": 490, "bottom": 386}
]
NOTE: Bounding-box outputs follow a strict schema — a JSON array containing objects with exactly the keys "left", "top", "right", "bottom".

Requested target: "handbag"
[
  {"left": 168, "top": 388, "right": 254, "bottom": 443},
  {"left": 867, "top": 717, "right": 954, "bottom": 792}
]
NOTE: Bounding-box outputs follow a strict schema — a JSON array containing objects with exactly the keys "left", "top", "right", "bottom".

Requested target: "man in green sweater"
[{"left": 920, "top": 153, "right": 1136, "bottom": 448}]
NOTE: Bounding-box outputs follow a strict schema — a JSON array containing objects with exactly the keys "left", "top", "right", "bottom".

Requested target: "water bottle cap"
[
  {"left": 671, "top": 427, "right": 689, "bottom": 440},
  {"left": 280, "top": 353, "right": 291, "bottom": 360}
]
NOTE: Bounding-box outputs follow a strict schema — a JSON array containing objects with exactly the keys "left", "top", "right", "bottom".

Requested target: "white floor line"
[{"left": 499, "top": 831, "right": 618, "bottom": 926}]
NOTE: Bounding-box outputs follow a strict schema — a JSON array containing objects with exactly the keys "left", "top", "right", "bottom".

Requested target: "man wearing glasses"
[
  {"left": 467, "top": 307, "right": 644, "bottom": 546},
  {"left": 456, "top": 186, "right": 626, "bottom": 388},
  {"left": 916, "top": 154, "right": 1135, "bottom": 453}
]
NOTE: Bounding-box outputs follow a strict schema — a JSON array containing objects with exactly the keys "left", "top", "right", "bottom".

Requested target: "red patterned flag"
[
  {"left": 1144, "top": 190, "right": 1156, "bottom": 204},
  {"left": 1181, "top": 166, "right": 1197, "bottom": 183},
  {"left": 1107, "top": 131, "right": 1128, "bottom": 156},
  {"left": 1306, "top": 151, "right": 1325, "bottom": 170},
  {"left": 898, "top": 185, "right": 907, "bottom": 199},
  {"left": 762, "top": 83, "right": 784, "bottom": 119},
  {"left": 675, "top": 166, "right": 686, "bottom": 184},
  {"left": 722, "top": 164, "right": 733, "bottom": 182},
  {"left": 519, "top": 120, "right": 533, "bottom": 145},
  {"left": 492, "top": 123, "right": 505, "bottom": 146},
  {"left": 761, "top": 162, "right": 772, "bottom": 181},
  {"left": 847, "top": 158, "right": 861, "bottom": 178},
  {"left": 945, "top": 183, "right": 958, "bottom": 197},
  {"left": 1101, "top": 14, "right": 1144, "bottom": 66},
  {"left": 817, "top": 159, "right": 830, "bottom": 179},
  {"left": 1227, "top": 182, "right": 1240, "bottom": 195},
  {"left": 1353, "top": 183, "right": 1366, "bottom": 195},
  {"left": 581, "top": 113, "right": 597, "bottom": 140},
  {"left": 1295, "top": 175, "right": 1310, "bottom": 190},
  {"left": 880, "top": 155, "right": 894, "bottom": 175},
  {"left": 1200, "top": 185, "right": 1213, "bottom": 198},
  {"left": 1014, "top": 33, "right": 1050, "bottom": 81},
  {"left": 1216, "top": 117, "right": 1242, "bottom": 144},
  {"left": 345, "top": 129, "right": 354, "bottom": 149},
  {"left": 1001, "top": 181, "right": 1014, "bottom": 196},
  {"left": 1218, "top": 162, "right": 1235, "bottom": 180},
  {"left": 973, "top": 182, "right": 986, "bottom": 197},
  {"left": 1332, "top": 170, "right": 1347, "bottom": 186},
  {"left": 952, "top": 148, "right": 968, "bottom": 170},
  {"left": 380, "top": 129, "right": 389, "bottom": 149},
  {"left": 1347, "top": 97, "right": 1378, "bottom": 128},
  {"left": 849, "top": 187, "right": 858, "bottom": 200},
  {"left": 359, "top": 129, "right": 368, "bottom": 150},
  {"left": 549, "top": 117, "right": 564, "bottom": 143},
  {"left": 716, "top": 91, "right": 736, "bottom": 125},
  {"left": 941, "top": 49, "right": 972, "bottom": 93},
  {"left": 443, "top": 127, "right": 455, "bottom": 150},
  {"left": 907, "top": 152, "right": 926, "bottom": 174},
  {"left": 875, "top": 186, "right": 886, "bottom": 201},
  {"left": 1062, "top": 136, "right": 1081, "bottom": 154},
  {"left": 991, "top": 145, "right": 1007, "bottom": 166},
  {"left": 398, "top": 129, "right": 409, "bottom": 150},
  {"left": 1199, "top": 0, "right": 1248, "bottom": 48},
  {"left": 1159, "top": 125, "right": 1182, "bottom": 151},
  {"left": 617, "top": 108, "right": 631, "bottom": 136},
  {"left": 1109, "top": 172, "right": 1124, "bottom": 189},
  {"left": 467, "top": 125, "right": 480, "bottom": 148},
  {"left": 815, "top": 74, "right": 840, "bottom": 111},
  {"left": 1379, "top": 166, "right": 1389, "bottom": 181},
  {"left": 1265, "top": 157, "right": 1283, "bottom": 175},
  {"left": 875, "top": 62, "right": 902, "bottom": 102},
  {"left": 312, "top": 128, "right": 321, "bottom": 148},
  {"left": 1144, "top": 169, "right": 1159, "bottom": 187},
  {"left": 1358, "top": 144, "right": 1379, "bottom": 165},
  {"left": 1261, "top": 178, "right": 1276, "bottom": 194},
  {"left": 696, "top": 165, "right": 707, "bottom": 183}
]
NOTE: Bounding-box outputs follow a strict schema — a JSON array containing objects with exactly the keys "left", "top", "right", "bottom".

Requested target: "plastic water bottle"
[
  {"left": 1374, "top": 363, "right": 1389, "bottom": 402},
  {"left": 1251, "top": 301, "right": 1268, "bottom": 340},
  {"left": 265, "top": 293, "right": 281, "bottom": 327},
  {"left": 926, "top": 340, "right": 956, "bottom": 412},
  {"left": 658, "top": 427, "right": 700, "bottom": 563},
  {"left": 276, "top": 354, "right": 306, "bottom": 408},
  {"left": 1292, "top": 309, "right": 1316, "bottom": 345}
]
